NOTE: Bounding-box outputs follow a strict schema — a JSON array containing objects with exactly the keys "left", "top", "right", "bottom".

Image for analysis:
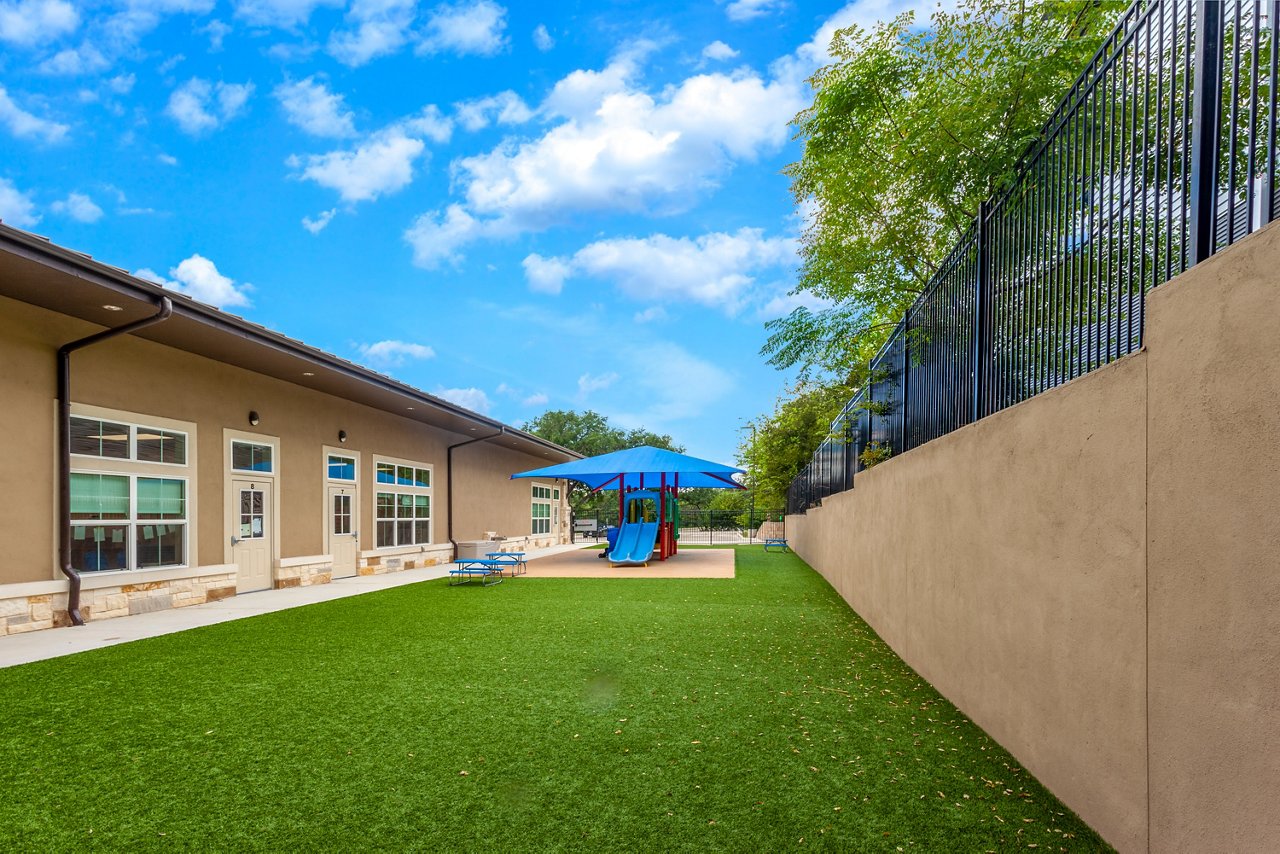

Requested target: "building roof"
[{"left": 0, "top": 222, "right": 580, "bottom": 463}]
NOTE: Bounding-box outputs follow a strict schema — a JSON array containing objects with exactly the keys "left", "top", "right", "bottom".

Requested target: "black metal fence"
[
  {"left": 573, "top": 509, "right": 786, "bottom": 545},
  {"left": 789, "top": 0, "right": 1280, "bottom": 515}
]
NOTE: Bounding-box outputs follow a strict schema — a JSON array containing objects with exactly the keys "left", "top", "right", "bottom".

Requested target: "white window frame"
[
  {"left": 532, "top": 482, "right": 555, "bottom": 535},
  {"left": 373, "top": 455, "right": 433, "bottom": 549},
  {"left": 68, "top": 404, "right": 197, "bottom": 574}
]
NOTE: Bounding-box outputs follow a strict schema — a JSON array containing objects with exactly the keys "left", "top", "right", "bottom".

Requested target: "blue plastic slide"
[{"left": 608, "top": 521, "right": 659, "bottom": 566}]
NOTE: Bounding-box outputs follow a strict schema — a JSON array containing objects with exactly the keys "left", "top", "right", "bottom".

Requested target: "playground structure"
[
  {"left": 604, "top": 487, "right": 681, "bottom": 565},
  {"left": 511, "top": 446, "right": 745, "bottom": 568}
]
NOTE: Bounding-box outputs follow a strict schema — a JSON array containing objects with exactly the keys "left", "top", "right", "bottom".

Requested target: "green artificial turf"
[{"left": 0, "top": 547, "right": 1110, "bottom": 852}]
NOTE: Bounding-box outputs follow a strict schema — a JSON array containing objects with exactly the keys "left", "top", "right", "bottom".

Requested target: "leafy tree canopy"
[
  {"left": 739, "top": 379, "right": 856, "bottom": 509},
  {"left": 746, "top": 0, "right": 1122, "bottom": 504},
  {"left": 768, "top": 0, "right": 1124, "bottom": 381}
]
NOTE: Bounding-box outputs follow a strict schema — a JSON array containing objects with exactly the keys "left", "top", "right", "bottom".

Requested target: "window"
[
  {"left": 374, "top": 457, "right": 432, "bottom": 547},
  {"left": 532, "top": 483, "right": 555, "bottom": 535},
  {"left": 327, "top": 454, "right": 356, "bottom": 481},
  {"left": 71, "top": 416, "right": 187, "bottom": 465},
  {"left": 70, "top": 473, "right": 188, "bottom": 572},
  {"left": 333, "top": 493, "right": 352, "bottom": 535},
  {"left": 70, "top": 409, "right": 194, "bottom": 573},
  {"left": 231, "top": 441, "right": 273, "bottom": 473},
  {"left": 376, "top": 462, "right": 430, "bottom": 487}
]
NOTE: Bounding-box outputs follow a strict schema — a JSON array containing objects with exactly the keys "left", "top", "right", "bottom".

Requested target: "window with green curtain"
[
  {"left": 137, "top": 478, "right": 186, "bottom": 519},
  {"left": 70, "top": 473, "right": 129, "bottom": 519}
]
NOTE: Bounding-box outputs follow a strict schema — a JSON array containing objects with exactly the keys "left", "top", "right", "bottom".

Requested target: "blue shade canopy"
[{"left": 511, "top": 446, "right": 745, "bottom": 490}]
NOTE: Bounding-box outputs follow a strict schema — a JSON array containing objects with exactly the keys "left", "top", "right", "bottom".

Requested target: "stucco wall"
[
  {"left": 787, "top": 220, "right": 1280, "bottom": 853},
  {"left": 0, "top": 295, "right": 562, "bottom": 585},
  {"left": 1145, "top": 227, "right": 1280, "bottom": 852},
  {"left": 451, "top": 440, "right": 569, "bottom": 543},
  {"left": 788, "top": 355, "right": 1149, "bottom": 852}
]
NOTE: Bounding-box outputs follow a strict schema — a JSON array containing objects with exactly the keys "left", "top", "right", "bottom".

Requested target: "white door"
[
  {"left": 232, "top": 479, "right": 273, "bottom": 593},
  {"left": 327, "top": 485, "right": 358, "bottom": 578}
]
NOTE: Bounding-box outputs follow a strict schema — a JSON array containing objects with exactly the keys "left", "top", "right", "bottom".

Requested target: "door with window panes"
[
  {"left": 325, "top": 453, "right": 359, "bottom": 578},
  {"left": 231, "top": 480, "right": 272, "bottom": 592}
]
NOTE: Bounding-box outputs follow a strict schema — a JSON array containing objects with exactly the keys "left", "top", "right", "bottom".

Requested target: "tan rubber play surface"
[{"left": 523, "top": 547, "right": 735, "bottom": 578}]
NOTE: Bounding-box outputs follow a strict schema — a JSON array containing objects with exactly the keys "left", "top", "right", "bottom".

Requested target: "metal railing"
[
  {"left": 574, "top": 509, "right": 786, "bottom": 545},
  {"left": 789, "top": 0, "right": 1279, "bottom": 515}
]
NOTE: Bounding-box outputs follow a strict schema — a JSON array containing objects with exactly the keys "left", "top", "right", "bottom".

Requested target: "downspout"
[
  {"left": 58, "top": 296, "right": 173, "bottom": 626},
  {"left": 446, "top": 426, "right": 505, "bottom": 555}
]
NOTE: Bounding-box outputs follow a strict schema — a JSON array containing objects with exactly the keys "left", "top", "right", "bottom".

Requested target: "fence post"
[
  {"left": 1189, "top": 0, "right": 1223, "bottom": 265},
  {"left": 900, "top": 314, "right": 910, "bottom": 454},
  {"left": 971, "top": 200, "right": 992, "bottom": 423}
]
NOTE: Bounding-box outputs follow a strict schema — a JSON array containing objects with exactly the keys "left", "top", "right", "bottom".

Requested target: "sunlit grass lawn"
[{"left": 0, "top": 546, "right": 1108, "bottom": 851}]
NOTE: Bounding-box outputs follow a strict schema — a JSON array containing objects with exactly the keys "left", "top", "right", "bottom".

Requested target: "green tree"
[
  {"left": 740, "top": 379, "right": 856, "bottom": 509},
  {"left": 521, "top": 409, "right": 684, "bottom": 518},
  {"left": 747, "top": 0, "right": 1123, "bottom": 502},
  {"left": 768, "top": 0, "right": 1124, "bottom": 380}
]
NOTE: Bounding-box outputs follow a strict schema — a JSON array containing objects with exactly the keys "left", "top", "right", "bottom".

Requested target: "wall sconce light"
[
  {"left": 338, "top": 430, "right": 348, "bottom": 443},
  {"left": 248, "top": 411, "right": 260, "bottom": 427}
]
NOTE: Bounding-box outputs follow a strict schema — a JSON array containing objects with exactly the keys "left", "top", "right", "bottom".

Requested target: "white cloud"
[
  {"left": 51, "top": 191, "right": 103, "bottom": 223},
  {"left": 577, "top": 372, "right": 618, "bottom": 396},
  {"left": 291, "top": 129, "right": 424, "bottom": 203},
  {"left": 37, "top": 1, "right": 215, "bottom": 76},
  {"left": 38, "top": 45, "right": 109, "bottom": 75},
  {"left": 200, "top": 18, "right": 230, "bottom": 50},
  {"left": 290, "top": 105, "right": 451, "bottom": 204},
  {"left": 158, "top": 53, "right": 184, "bottom": 74},
  {"left": 275, "top": 77, "right": 356, "bottom": 138},
  {"left": 158, "top": 152, "right": 178, "bottom": 165},
  {"left": 233, "top": 0, "right": 342, "bottom": 27},
  {"left": 521, "top": 253, "right": 573, "bottom": 295},
  {"left": 107, "top": 73, "right": 135, "bottom": 94},
  {"left": 136, "top": 254, "right": 254, "bottom": 309},
  {"left": 418, "top": 0, "right": 507, "bottom": 57},
  {"left": 634, "top": 306, "right": 667, "bottom": 323},
  {"left": 725, "top": 0, "right": 783, "bottom": 22},
  {"left": 0, "top": 0, "right": 78, "bottom": 46},
  {"left": 702, "top": 40, "right": 739, "bottom": 61},
  {"left": 435, "top": 386, "right": 491, "bottom": 414},
  {"left": 453, "top": 90, "right": 533, "bottom": 132},
  {"left": 403, "top": 204, "right": 499, "bottom": 269},
  {"left": 522, "top": 228, "right": 798, "bottom": 314},
  {"left": 405, "top": 45, "right": 803, "bottom": 265},
  {"left": 532, "top": 23, "right": 553, "bottom": 51},
  {"left": 522, "top": 392, "right": 549, "bottom": 407},
  {"left": 0, "top": 86, "right": 69, "bottom": 143},
  {"left": 301, "top": 208, "right": 336, "bottom": 233},
  {"left": 356, "top": 339, "right": 436, "bottom": 366},
  {"left": 0, "top": 177, "right": 39, "bottom": 227},
  {"left": 328, "top": 0, "right": 416, "bottom": 66},
  {"left": 166, "top": 78, "right": 254, "bottom": 135}
]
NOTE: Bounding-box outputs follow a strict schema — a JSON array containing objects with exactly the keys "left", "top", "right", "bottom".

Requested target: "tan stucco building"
[{"left": 0, "top": 224, "right": 576, "bottom": 634}]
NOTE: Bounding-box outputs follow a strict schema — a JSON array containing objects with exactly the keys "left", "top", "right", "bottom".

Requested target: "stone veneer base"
[{"left": 0, "top": 566, "right": 238, "bottom": 636}]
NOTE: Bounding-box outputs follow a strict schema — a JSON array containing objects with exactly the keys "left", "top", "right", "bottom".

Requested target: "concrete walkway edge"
[{"left": 0, "top": 543, "right": 592, "bottom": 669}]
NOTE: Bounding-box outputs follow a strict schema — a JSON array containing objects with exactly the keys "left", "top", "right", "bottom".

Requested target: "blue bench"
[
  {"left": 763, "top": 538, "right": 789, "bottom": 553},
  {"left": 486, "top": 552, "right": 527, "bottom": 576},
  {"left": 449, "top": 559, "right": 506, "bottom": 586}
]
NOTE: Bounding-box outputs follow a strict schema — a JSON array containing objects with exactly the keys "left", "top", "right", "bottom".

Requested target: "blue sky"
[{"left": 0, "top": 0, "right": 929, "bottom": 463}]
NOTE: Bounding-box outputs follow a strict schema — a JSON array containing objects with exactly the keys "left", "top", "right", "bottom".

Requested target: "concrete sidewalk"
[{"left": 0, "top": 543, "right": 591, "bottom": 669}]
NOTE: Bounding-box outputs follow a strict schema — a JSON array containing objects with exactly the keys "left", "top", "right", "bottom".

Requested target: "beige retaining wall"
[{"left": 787, "top": 220, "right": 1280, "bottom": 853}]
